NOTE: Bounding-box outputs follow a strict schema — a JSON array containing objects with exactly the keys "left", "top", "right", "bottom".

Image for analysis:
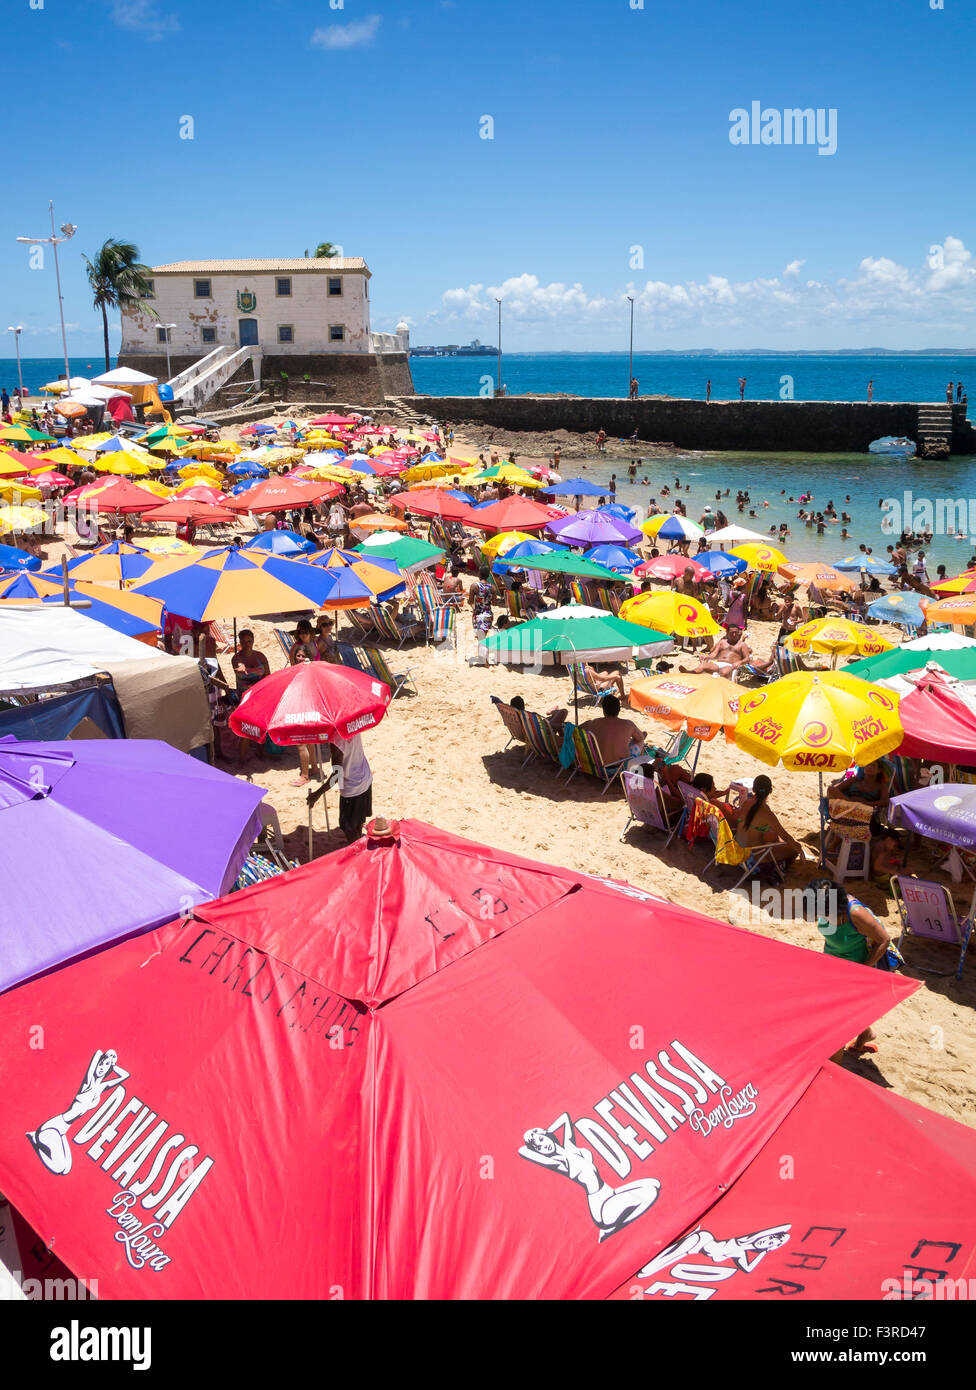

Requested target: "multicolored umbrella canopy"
[
  {"left": 133, "top": 546, "right": 344, "bottom": 620},
  {"left": 611, "top": 1061, "right": 975, "bottom": 1302},
  {"left": 584, "top": 544, "right": 641, "bottom": 572},
  {"left": 642, "top": 513, "right": 705, "bottom": 543},
  {"left": 930, "top": 568, "right": 976, "bottom": 595},
  {"left": 634, "top": 554, "right": 713, "bottom": 583},
  {"left": 492, "top": 538, "right": 566, "bottom": 572},
  {"left": 846, "top": 646, "right": 976, "bottom": 684},
  {"left": 230, "top": 661, "right": 391, "bottom": 745},
  {"left": 43, "top": 541, "right": 155, "bottom": 585},
  {"left": 0, "top": 737, "right": 265, "bottom": 995},
  {"left": 734, "top": 671, "right": 903, "bottom": 773},
  {"left": 482, "top": 608, "right": 671, "bottom": 664},
  {"left": 0, "top": 820, "right": 911, "bottom": 1298},
  {"left": 879, "top": 667, "right": 976, "bottom": 763},
  {"left": 304, "top": 546, "right": 405, "bottom": 600},
  {"left": 551, "top": 511, "right": 644, "bottom": 546},
  {"left": 0, "top": 572, "right": 164, "bottom": 637}
]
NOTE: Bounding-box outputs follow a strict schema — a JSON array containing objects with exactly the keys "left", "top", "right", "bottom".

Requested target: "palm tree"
[
  {"left": 314, "top": 241, "right": 339, "bottom": 259},
  {"left": 83, "top": 239, "right": 157, "bottom": 371}
]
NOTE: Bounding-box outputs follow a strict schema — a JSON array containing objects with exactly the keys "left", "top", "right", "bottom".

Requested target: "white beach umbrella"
[
  {"left": 708, "top": 524, "right": 768, "bottom": 543},
  {"left": 87, "top": 384, "right": 132, "bottom": 401}
]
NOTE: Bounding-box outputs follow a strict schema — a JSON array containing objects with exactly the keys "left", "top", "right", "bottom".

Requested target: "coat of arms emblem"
[{"left": 236, "top": 289, "right": 257, "bottom": 314}]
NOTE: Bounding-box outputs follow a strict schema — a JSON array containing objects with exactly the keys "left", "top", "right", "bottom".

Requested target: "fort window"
[
  {"left": 328, "top": 278, "right": 342, "bottom": 297},
  {"left": 201, "top": 327, "right": 216, "bottom": 344},
  {"left": 276, "top": 278, "right": 292, "bottom": 297},
  {"left": 141, "top": 280, "right": 155, "bottom": 299},
  {"left": 277, "top": 325, "right": 295, "bottom": 344},
  {"left": 329, "top": 324, "right": 345, "bottom": 342},
  {"left": 193, "top": 279, "right": 212, "bottom": 299},
  {"left": 156, "top": 327, "right": 170, "bottom": 344}
]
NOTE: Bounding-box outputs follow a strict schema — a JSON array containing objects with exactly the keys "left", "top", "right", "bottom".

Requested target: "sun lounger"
[
  {"left": 891, "top": 875, "right": 974, "bottom": 980},
  {"left": 704, "top": 807, "right": 788, "bottom": 890}
]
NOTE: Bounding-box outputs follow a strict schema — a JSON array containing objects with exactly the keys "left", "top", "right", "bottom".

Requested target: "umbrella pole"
[
  {"left": 61, "top": 555, "right": 69, "bottom": 605},
  {"left": 819, "top": 770, "right": 827, "bottom": 867},
  {"left": 573, "top": 663, "right": 579, "bottom": 723}
]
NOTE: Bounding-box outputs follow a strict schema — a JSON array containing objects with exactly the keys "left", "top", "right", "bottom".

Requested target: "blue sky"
[{"left": 3, "top": 0, "right": 974, "bottom": 355}]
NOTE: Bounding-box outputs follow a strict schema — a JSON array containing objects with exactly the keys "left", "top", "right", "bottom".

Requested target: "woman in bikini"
[
  {"left": 520, "top": 1124, "right": 660, "bottom": 1241},
  {"left": 736, "top": 774, "right": 801, "bottom": 870}
]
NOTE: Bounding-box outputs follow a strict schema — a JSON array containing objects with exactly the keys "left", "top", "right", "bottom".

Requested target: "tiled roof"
[{"left": 151, "top": 258, "right": 369, "bottom": 274}]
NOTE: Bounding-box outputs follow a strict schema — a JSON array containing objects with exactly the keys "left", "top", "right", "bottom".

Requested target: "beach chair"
[
  {"left": 595, "top": 585, "right": 621, "bottom": 615},
  {"left": 649, "top": 729, "right": 698, "bottom": 772},
  {"left": 891, "top": 876, "right": 974, "bottom": 980},
  {"left": 666, "top": 780, "right": 709, "bottom": 847},
  {"left": 336, "top": 642, "right": 366, "bottom": 671},
  {"left": 569, "top": 580, "right": 588, "bottom": 606},
  {"left": 209, "top": 620, "right": 234, "bottom": 654},
  {"left": 370, "top": 602, "right": 424, "bottom": 648},
  {"left": 345, "top": 608, "right": 377, "bottom": 640},
  {"left": 566, "top": 662, "right": 616, "bottom": 706},
  {"left": 566, "top": 725, "right": 627, "bottom": 794},
  {"left": 427, "top": 604, "right": 457, "bottom": 647},
  {"left": 522, "top": 710, "right": 563, "bottom": 768},
  {"left": 272, "top": 628, "right": 296, "bottom": 662},
  {"left": 492, "top": 698, "right": 530, "bottom": 751},
  {"left": 620, "top": 769, "right": 681, "bottom": 842},
  {"left": 505, "top": 590, "right": 524, "bottom": 622},
  {"left": 360, "top": 644, "right": 418, "bottom": 699},
  {"left": 704, "top": 807, "right": 787, "bottom": 890}
]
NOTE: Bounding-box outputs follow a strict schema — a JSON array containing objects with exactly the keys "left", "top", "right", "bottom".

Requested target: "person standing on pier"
[
  {"left": 947, "top": 382, "right": 955, "bottom": 404},
  {"left": 738, "top": 378, "right": 746, "bottom": 401},
  {"left": 867, "top": 379, "right": 874, "bottom": 403},
  {"left": 957, "top": 382, "right": 965, "bottom": 402},
  {"left": 705, "top": 379, "right": 712, "bottom": 403}
]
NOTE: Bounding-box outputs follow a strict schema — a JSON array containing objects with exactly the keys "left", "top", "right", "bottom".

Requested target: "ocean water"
[
  {"left": 409, "top": 352, "right": 975, "bottom": 403},
  {"left": 6, "top": 355, "right": 976, "bottom": 572}
]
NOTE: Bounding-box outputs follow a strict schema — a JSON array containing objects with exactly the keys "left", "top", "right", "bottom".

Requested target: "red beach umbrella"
[
  {"left": 230, "top": 660, "right": 391, "bottom": 744},
  {"left": 224, "top": 477, "right": 341, "bottom": 513},
  {"left": 77, "top": 477, "right": 163, "bottom": 514},
  {"left": 886, "top": 667, "right": 976, "bottom": 762},
  {"left": 387, "top": 488, "right": 472, "bottom": 521},
  {"left": 142, "top": 498, "right": 236, "bottom": 524},
  {"left": 462, "top": 495, "right": 560, "bottom": 532},
  {"left": 0, "top": 822, "right": 913, "bottom": 1300}
]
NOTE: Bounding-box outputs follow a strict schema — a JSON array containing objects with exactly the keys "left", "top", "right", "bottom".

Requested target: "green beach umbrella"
[
  {"left": 354, "top": 535, "right": 444, "bottom": 573},
  {"left": 845, "top": 645, "right": 976, "bottom": 684},
  {"left": 513, "top": 552, "right": 624, "bottom": 581}
]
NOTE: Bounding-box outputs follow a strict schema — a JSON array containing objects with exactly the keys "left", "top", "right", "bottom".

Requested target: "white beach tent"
[
  {"left": 0, "top": 606, "right": 212, "bottom": 753},
  {"left": 91, "top": 367, "right": 158, "bottom": 387}
]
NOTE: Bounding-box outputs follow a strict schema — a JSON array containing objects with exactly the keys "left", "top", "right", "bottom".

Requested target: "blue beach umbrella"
[
  {"left": 597, "top": 502, "right": 638, "bottom": 522},
  {"left": 243, "top": 530, "right": 316, "bottom": 557},
  {"left": 230, "top": 478, "right": 263, "bottom": 495},
  {"left": 866, "top": 592, "right": 927, "bottom": 628},
  {"left": 227, "top": 460, "right": 270, "bottom": 479},
  {"left": 834, "top": 554, "right": 897, "bottom": 575},
  {"left": 0, "top": 545, "right": 41, "bottom": 572},
  {"left": 446, "top": 490, "right": 476, "bottom": 503},
  {"left": 696, "top": 550, "right": 748, "bottom": 578},
  {"left": 133, "top": 547, "right": 345, "bottom": 619},
  {"left": 584, "top": 544, "right": 641, "bottom": 572},
  {"left": 541, "top": 478, "right": 605, "bottom": 498}
]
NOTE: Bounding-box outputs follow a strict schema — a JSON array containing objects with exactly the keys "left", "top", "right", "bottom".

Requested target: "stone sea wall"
[
  {"left": 393, "top": 395, "right": 976, "bottom": 454},
  {"left": 118, "top": 352, "right": 415, "bottom": 408}
]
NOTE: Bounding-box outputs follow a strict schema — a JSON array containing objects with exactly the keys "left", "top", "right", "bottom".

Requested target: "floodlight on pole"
[{"left": 15, "top": 202, "right": 76, "bottom": 395}]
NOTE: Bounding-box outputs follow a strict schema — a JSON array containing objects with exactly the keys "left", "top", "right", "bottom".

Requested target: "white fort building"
[{"left": 118, "top": 257, "right": 413, "bottom": 408}]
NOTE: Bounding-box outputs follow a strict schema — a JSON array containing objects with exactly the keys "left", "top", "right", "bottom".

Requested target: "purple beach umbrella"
[{"left": 548, "top": 511, "right": 644, "bottom": 546}]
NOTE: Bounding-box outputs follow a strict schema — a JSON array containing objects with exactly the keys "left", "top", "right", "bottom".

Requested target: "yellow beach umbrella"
[
  {"left": 734, "top": 671, "right": 903, "bottom": 774},
  {"left": 0, "top": 453, "right": 33, "bottom": 477},
  {"left": 142, "top": 536, "right": 196, "bottom": 556},
  {"left": 467, "top": 466, "right": 541, "bottom": 488},
  {"left": 618, "top": 591, "right": 720, "bottom": 639},
  {"left": 0, "top": 504, "right": 46, "bottom": 532},
  {"left": 71, "top": 433, "right": 115, "bottom": 450},
  {"left": 786, "top": 618, "right": 894, "bottom": 666},
  {"left": 31, "top": 446, "right": 88, "bottom": 469},
  {"left": 0, "top": 480, "right": 43, "bottom": 502},
  {"left": 481, "top": 531, "right": 533, "bottom": 561},
  {"left": 178, "top": 462, "right": 223, "bottom": 482},
  {"left": 0, "top": 426, "right": 41, "bottom": 444},
  {"left": 728, "top": 543, "right": 787, "bottom": 573},
  {"left": 401, "top": 460, "right": 458, "bottom": 481}
]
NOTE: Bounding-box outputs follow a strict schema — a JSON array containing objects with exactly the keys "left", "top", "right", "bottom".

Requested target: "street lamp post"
[
  {"left": 16, "top": 202, "right": 76, "bottom": 396},
  {"left": 6, "top": 325, "right": 24, "bottom": 399},
  {"left": 627, "top": 295, "right": 635, "bottom": 398},
  {"left": 163, "top": 324, "right": 177, "bottom": 381},
  {"left": 495, "top": 298, "right": 502, "bottom": 399}
]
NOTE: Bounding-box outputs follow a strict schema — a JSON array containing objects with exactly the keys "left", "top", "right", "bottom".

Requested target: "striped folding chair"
[
  {"left": 567, "top": 726, "right": 627, "bottom": 793},
  {"left": 567, "top": 662, "right": 617, "bottom": 706},
  {"left": 360, "top": 645, "right": 418, "bottom": 698},
  {"left": 620, "top": 769, "right": 681, "bottom": 842},
  {"left": 505, "top": 590, "right": 524, "bottom": 622},
  {"left": 345, "top": 608, "right": 377, "bottom": 640},
  {"left": 370, "top": 603, "right": 423, "bottom": 648},
  {"left": 522, "top": 710, "right": 562, "bottom": 767},
  {"left": 428, "top": 604, "right": 457, "bottom": 647},
  {"left": 273, "top": 628, "right": 295, "bottom": 661},
  {"left": 492, "top": 698, "right": 530, "bottom": 752}
]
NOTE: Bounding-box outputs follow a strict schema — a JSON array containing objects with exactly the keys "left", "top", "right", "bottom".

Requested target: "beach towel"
[{"left": 558, "top": 722, "right": 576, "bottom": 770}]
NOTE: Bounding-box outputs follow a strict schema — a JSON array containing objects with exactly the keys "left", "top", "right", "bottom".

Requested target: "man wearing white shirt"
[{"left": 328, "top": 731, "right": 373, "bottom": 843}]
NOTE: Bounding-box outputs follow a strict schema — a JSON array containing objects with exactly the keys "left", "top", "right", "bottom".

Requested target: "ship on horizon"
[{"left": 410, "top": 339, "right": 497, "bottom": 357}]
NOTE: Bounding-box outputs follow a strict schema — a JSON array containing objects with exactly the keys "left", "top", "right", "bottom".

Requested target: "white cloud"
[
  {"left": 311, "top": 15, "right": 381, "bottom": 50},
  {"left": 109, "top": 0, "right": 179, "bottom": 40},
  {"left": 432, "top": 238, "right": 976, "bottom": 343}
]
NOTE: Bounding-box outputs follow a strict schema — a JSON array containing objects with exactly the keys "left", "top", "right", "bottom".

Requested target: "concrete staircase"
[
  {"left": 916, "top": 402, "right": 952, "bottom": 459},
  {"left": 167, "top": 345, "right": 262, "bottom": 411}
]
